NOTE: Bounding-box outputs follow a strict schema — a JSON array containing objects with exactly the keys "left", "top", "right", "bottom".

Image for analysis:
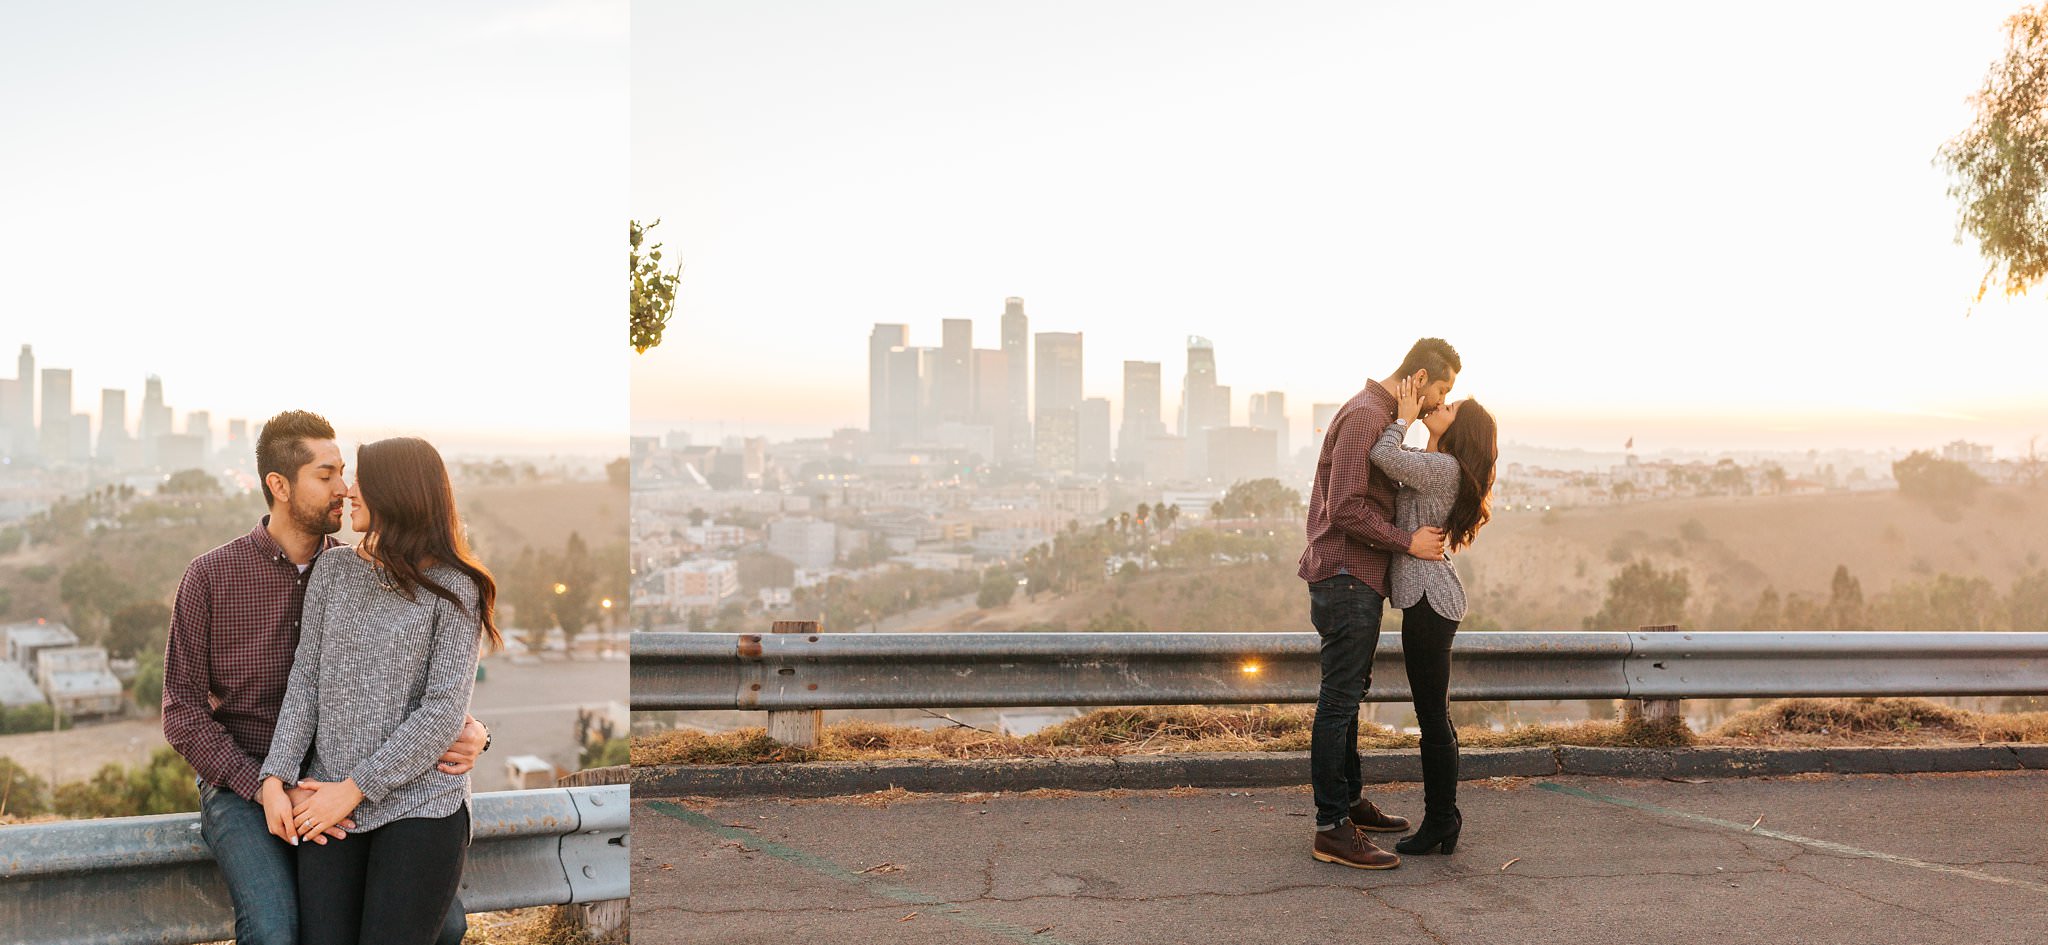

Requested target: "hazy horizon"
[
  {"left": 633, "top": 1, "right": 2048, "bottom": 458},
  {"left": 2, "top": 0, "right": 629, "bottom": 455}
]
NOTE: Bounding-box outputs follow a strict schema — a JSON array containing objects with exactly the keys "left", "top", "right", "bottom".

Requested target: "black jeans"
[
  {"left": 1309, "top": 575, "right": 1385, "bottom": 827},
  {"left": 298, "top": 806, "right": 470, "bottom": 945},
  {"left": 1401, "top": 599, "right": 1460, "bottom": 747}
]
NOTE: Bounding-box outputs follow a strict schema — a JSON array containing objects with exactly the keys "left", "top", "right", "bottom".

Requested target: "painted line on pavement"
[
  {"left": 1535, "top": 781, "right": 2048, "bottom": 895},
  {"left": 643, "top": 800, "right": 1083, "bottom": 945}
]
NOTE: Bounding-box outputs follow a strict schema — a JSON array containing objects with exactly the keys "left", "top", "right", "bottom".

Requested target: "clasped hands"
[{"left": 259, "top": 775, "right": 364, "bottom": 846}]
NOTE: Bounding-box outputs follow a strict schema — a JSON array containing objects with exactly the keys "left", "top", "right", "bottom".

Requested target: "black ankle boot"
[
  {"left": 1395, "top": 806, "right": 1461, "bottom": 854},
  {"left": 1396, "top": 739, "right": 1461, "bottom": 855}
]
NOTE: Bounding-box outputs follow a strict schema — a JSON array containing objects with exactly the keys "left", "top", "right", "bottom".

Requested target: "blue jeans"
[
  {"left": 1307, "top": 576, "right": 1385, "bottom": 827},
  {"left": 198, "top": 781, "right": 469, "bottom": 945}
]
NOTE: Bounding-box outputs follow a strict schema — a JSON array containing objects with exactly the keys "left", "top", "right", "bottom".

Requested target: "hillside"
[{"left": 942, "top": 486, "right": 2048, "bottom": 634}]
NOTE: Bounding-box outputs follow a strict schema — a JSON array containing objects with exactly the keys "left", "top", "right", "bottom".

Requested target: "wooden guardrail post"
[
  {"left": 766, "top": 619, "right": 824, "bottom": 747},
  {"left": 1625, "top": 624, "right": 1682, "bottom": 725}
]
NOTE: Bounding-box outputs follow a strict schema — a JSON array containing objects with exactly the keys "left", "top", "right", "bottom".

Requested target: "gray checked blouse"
[{"left": 1368, "top": 420, "right": 1468, "bottom": 621}]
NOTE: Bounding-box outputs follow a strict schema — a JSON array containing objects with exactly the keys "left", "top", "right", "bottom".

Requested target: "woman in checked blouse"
[
  {"left": 257, "top": 437, "right": 501, "bottom": 945},
  {"left": 1370, "top": 377, "right": 1498, "bottom": 857}
]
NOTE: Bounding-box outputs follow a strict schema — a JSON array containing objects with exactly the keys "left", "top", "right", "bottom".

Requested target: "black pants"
[
  {"left": 297, "top": 806, "right": 470, "bottom": 945},
  {"left": 1308, "top": 575, "right": 1385, "bottom": 827},
  {"left": 1402, "top": 599, "right": 1460, "bottom": 746}
]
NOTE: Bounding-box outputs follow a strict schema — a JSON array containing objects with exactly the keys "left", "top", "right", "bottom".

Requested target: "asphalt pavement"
[{"left": 631, "top": 770, "right": 2048, "bottom": 945}]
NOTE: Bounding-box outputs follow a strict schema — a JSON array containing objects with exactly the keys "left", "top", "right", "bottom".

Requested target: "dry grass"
[
  {"left": 1707, "top": 697, "right": 2048, "bottom": 745},
  {"left": 188, "top": 908, "right": 617, "bottom": 945},
  {"left": 634, "top": 699, "right": 2048, "bottom": 766},
  {"left": 633, "top": 704, "right": 1701, "bottom": 765}
]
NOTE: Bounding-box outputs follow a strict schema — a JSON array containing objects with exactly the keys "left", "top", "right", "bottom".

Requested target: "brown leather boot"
[
  {"left": 1348, "top": 798, "right": 1410, "bottom": 833},
  {"left": 1312, "top": 822, "right": 1401, "bottom": 870}
]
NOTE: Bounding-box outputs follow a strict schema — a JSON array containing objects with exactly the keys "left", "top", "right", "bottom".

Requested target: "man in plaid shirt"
[
  {"left": 1298, "top": 338, "right": 1459, "bottom": 870},
  {"left": 163, "top": 410, "right": 488, "bottom": 945}
]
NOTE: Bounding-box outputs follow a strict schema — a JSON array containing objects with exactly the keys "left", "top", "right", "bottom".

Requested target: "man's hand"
[
  {"left": 259, "top": 777, "right": 298, "bottom": 845},
  {"left": 1408, "top": 526, "right": 1447, "bottom": 561},
  {"left": 438, "top": 715, "right": 488, "bottom": 775},
  {"left": 289, "top": 779, "right": 355, "bottom": 844},
  {"left": 291, "top": 777, "right": 364, "bottom": 841}
]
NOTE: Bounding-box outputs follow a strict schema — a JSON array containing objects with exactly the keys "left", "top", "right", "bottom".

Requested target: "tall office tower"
[
  {"left": 1119, "top": 360, "right": 1162, "bottom": 468},
  {"left": 140, "top": 375, "right": 169, "bottom": 468},
  {"left": 1078, "top": 397, "right": 1112, "bottom": 474},
  {"left": 68, "top": 413, "right": 91, "bottom": 462},
  {"left": 1311, "top": 403, "right": 1341, "bottom": 451},
  {"left": 1179, "top": 337, "right": 1230, "bottom": 476},
  {"left": 1248, "top": 391, "right": 1289, "bottom": 465},
  {"left": 1033, "top": 331, "right": 1083, "bottom": 473},
  {"left": 869, "top": 324, "right": 910, "bottom": 444},
  {"left": 39, "top": 368, "right": 72, "bottom": 461},
  {"left": 938, "top": 318, "right": 973, "bottom": 423},
  {"left": 0, "top": 378, "right": 18, "bottom": 458},
  {"left": 98, "top": 389, "right": 128, "bottom": 466},
  {"left": 884, "top": 345, "right": 923, "bottom": 447},
  {"left": 914, "top": 347, "right": 943, "bottom": 445},
  {"left": 1000, "top": 297, "right": 1030, "bottom": 465},
  {"left": 226, "top": 418, "right": 249, "bottom": 464},
  {"left": 1034, "top": 407, "right": 1078, "bottom": 474},
  {"left": 10, "top": 345, "right": 34, "bottom": 458},
  {"left": 186, "top": 410, "right": 214, "bottom": 462},
  {"left": 970, "top": 348, "right": 1010, "bottom": 456}
]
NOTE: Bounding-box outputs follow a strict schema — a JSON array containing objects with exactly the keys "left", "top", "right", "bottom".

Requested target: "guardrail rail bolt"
[
  {"left": 1628, "top": 624, "right": 1682, "bottom": 726},
  {"left": 766, "top": 619, "right": 824, "bottom": 748}
]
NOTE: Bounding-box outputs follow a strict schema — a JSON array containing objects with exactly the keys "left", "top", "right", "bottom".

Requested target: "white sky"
[
  {"left": 633, "top": 0, "right": 2048, "bottom": 456},
  {"left": 2, "top": 0, "right": 628, "bottom": 456}
]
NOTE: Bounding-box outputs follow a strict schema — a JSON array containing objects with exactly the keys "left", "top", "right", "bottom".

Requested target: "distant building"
[
  {"left": 39, "top": 367, "right": 72, "bottom": 461},
  {"left": 657, "top": 559, "right": 740, "bottom": 610},
  {"left": 768, "top": 518, "right": 840, "bottom": 571},
  {"left": 99, "top": 388, "right": 129, "bottom": 466},
  {"left": 1179, "top": 337, "right": 1230, "bottom": 476},
  {"left": 1120, "top": 361, "right": 1163, "bottom": 470},
  {"left": 1248, "top": 391, "right": 1289, "bottom": 466},
  {"left": 1078, "top": 397, "right": 1112, "bottom": 474},
  {"left": 1311, "top": 403, "right": 1341, "bottom": 451},
  {"left": 970, "top": 348, "right": 1010, "bottom": 458},
  {"left": 938, "top": 318, "right": 973, "bottom": 424},
  {"left": 1001, "top": 297, "right": 1031, "bottom": 465},
  {"left": 1205, "top": 426, "right": 1280, "bottom": 486},
  {"left": 869, "top": 323, "right": 910, "bottom": 444},
  {"left": 37, "top": 646, "right": 123, "bottom": 717},
  {"left": 140, "top": 375, "right": 170, "bottom": 468},
  {"left": 1034, "top": 407, "right": 1078, "bottom": 474},
  {"left": 5, "top": 621, "right": 79, "bottom": 672}
]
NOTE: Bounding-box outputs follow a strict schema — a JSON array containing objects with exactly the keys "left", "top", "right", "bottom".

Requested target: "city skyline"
[
  {"left": 2, "top": 0, "right": 629, "bottom": 455},
  {"left": 632, "top": 1, "right": 2048, "bottom": 456}
]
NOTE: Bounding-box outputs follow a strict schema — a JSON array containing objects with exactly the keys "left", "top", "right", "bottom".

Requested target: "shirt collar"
[{"left": 1366, "top": 379, "right": 1395, "bottom": 405}]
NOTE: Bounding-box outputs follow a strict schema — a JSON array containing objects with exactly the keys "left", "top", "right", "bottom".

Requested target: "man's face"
[
  {"left": 1417, "top": 368, "right": 1456, "bottom": 412},
  {"left": 273, "top": 438, "right": 349, "bottom": 536}
]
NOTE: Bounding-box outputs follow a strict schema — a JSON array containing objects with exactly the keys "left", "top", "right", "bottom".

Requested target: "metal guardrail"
[
  {"left": 630, "top": 630, "right": 2048, "bottom": 711},
  {"left": 0, "top": 784, "right": 629, "bottom": 945}
]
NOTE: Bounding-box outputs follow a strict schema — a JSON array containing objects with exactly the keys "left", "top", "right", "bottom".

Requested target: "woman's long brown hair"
[
  {"left": 1439, "top": 399, "right": 1498, "bottom": 552},
  {"left": 356, "top": 437, "right": 502, "bottom": 652}
]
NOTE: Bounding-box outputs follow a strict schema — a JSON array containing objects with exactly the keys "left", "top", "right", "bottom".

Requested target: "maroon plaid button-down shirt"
[
  {"left": 163, "top": 518, "right": 342, "bottom": 801},
  {"left": 1297, "top": 380, "right": 1415, "bottom": 597}
]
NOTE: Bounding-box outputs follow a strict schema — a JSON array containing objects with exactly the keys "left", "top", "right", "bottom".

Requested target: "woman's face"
[
  {"left": 1423, "top": 398, "right": 1463, "bottom": 438},
  {"left": 347, "top": 485, "right": 373, "bottom": 534}
]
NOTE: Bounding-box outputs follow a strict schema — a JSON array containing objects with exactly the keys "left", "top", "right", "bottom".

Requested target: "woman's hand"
[
  {"left": 291, "top": 777, "right": 365, "bottom": 841},
  {"left": 259, "top": 777, "right": 298, "bottom": 845},
  {"left": 1396, "top": 376, "right": 1424, "bottom": 424}
]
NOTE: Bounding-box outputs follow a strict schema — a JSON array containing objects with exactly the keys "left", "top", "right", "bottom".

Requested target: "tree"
[
  {"left": 1827, "top": 565, "right": 1866, "bottom": 630},
  {"left": 0, "top": 755, "right": 49, "bottom": 817},
  {"left": 60, "top": 555, "right": 134, "bottom": 635},
  {"left": 132, "top": 650, "right": 165, "bottom": 714},
  {"left": 549, "top": 532, "right": 599, "bottom": 643},
  {"left": 1939, "top": 6, "right": 2048, "bottom": 302},
  {"left": 1584, "top": 560, "right": 1690, "bottom": 630},
  {"left": 2011, "top": 569, "right": 2048, "bottom": 630},
  {"left": 630, "top": 219, "right": 683, "bottom": 353},
  {"left": 1213, "top": 478, "right": 1303, "bottom": 520},
  {"left": 106, "top": 601, "right": 171, "bottom": 661},
  {"left": 977, "top": 568, "right": 1018, "bottom": 609},
  {"left": 606, "top": 456, "right": 630, "bottom": 488},
  {"left": 159, "top": 469, "right": 221, "bottom": 496},
  {"left": 1893, "top": 450, "right": 1986, "bottom": 508}
]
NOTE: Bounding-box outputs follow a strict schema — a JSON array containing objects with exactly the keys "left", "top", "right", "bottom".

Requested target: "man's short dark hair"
[
  {"left": 256, "top": 410, "right": 336, "bottom": 505},
  {"left": 1396, "top": 338, "right": 1462, "bottom": 383}
]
